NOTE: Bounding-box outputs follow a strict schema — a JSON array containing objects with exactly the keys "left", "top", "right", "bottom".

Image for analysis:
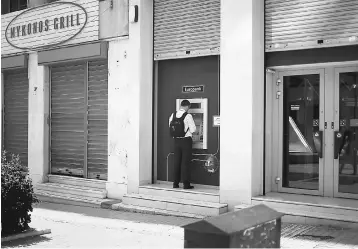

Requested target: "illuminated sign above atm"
[{"left": 182, "top": 85, "right": 204, "bottom": 93}]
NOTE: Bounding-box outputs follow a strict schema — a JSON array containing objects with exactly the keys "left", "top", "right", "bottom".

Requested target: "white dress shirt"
[{"left": 169, "top": 108, "right": 196, "bottom": 138}]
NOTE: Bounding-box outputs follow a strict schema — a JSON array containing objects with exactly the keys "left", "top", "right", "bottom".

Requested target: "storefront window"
[
  {"left": 338, "top": 71, "right": 358, "bottom": 195},
  {"left": 282, "top": 74, "right": 320, "bottom": 190},
  {"left": 1, "top": 0, "right": 27, "bottom": 14}
]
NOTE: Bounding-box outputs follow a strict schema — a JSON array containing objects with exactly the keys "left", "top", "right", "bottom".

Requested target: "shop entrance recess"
[
  {"left": 269, "top": 64, "right": 358, "bottom": 199},
  {"left": 333, "top": 66, "right": 358, "bottom": 199},
  {"left": 50, "top": 60, "right": 108, "bottom": 181},
  {"left": 155, "top": 56, "right": 220, "bottom": 186}
]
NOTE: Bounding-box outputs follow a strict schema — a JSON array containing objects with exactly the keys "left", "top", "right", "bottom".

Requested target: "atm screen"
[{"left": 190, "top": 103, "right": 201, "bottom": 109}]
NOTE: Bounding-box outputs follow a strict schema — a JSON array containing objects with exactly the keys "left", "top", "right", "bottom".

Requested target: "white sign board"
[
  {"left": 213, "top": 115, "right": 220, "bottom": 127},
  {"left": 1, "top": 0, "right": 99, "bottom": 55}
]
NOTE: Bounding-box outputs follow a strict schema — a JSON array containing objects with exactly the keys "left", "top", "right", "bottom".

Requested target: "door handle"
[
  {"left": 314, "top": 131, "right": 323, "bottom": 158},
  {"left": 334, "top": 131, "right": 343, "bottom": 159}
]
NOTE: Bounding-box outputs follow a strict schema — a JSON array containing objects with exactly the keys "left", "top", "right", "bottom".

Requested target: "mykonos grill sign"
[{"left": 5, "top": 2, "right": 88, "bottom": 50}]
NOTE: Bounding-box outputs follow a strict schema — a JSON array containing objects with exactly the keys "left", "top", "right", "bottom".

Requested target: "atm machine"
[{"left": 176, "top": 98, "right": 208, "bottom": 150}]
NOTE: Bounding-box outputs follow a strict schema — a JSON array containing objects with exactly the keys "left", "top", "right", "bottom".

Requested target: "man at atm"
[{"left": 169, "top": 100, "right": 197, "bottom": 189}]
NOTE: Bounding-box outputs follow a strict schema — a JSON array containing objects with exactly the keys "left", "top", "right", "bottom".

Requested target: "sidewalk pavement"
[
  {"left": 1, "top": 202, "right": 358, "bottom": 248},
  {"left": 281, "top": 223, "right": 358, "bottom": 248}
]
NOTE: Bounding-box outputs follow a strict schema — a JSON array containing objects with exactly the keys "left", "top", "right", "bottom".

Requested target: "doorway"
[
  {"left": 50, "top": 60, "right": 109, "bottom": 180},
  {"left": 155, "top": 56, "right": 220, "bottom": 186},
  {"left": 269, "top": 64, "right": 358, "bottom": 199},
  {"left": 334, "top": 66, "right": 358, "bottom": 198}
]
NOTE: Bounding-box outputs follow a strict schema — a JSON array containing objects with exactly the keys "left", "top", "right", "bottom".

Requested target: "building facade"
[{"left": 1, "top": 0, "right": 358, "bottom": 222}]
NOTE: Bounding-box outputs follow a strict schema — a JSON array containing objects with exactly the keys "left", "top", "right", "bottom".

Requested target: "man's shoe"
[
  {"left": 183, "top": 185, "right": 194, "bottom": 190},
  {"left": 173, "top": 184, "right": 179, "bottom": 188}
]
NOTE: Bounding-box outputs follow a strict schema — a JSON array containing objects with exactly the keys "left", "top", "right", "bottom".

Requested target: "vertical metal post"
[
  {"left": 49, "top": 68, "right": 52, "bottom": 174},
  {"left": 153, "top": 61, "right": 158, "bottom": 183},
  {"left": 84, "top": 62, "right": 89, "bottom": 178},
  {"left": 1, "top": 73, "right": 4, "bottom": 151}
]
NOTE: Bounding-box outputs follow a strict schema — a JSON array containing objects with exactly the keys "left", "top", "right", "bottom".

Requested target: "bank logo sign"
[
  {"left": 182, "top": 85, "right": 205, "bottom": 93},
  {"left": 5, "top": 1, "right": 88, "bottom": 50}
]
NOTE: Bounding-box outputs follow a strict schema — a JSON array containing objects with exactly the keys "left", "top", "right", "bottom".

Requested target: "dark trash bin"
[{"left": 182, "top": 204, "right": 284, "bottom": 248}]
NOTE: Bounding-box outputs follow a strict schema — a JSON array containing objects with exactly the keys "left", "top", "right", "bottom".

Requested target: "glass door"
[
  {"left": 333, "top": 67, "right": 358, "bottom": 199},
  {"left": 278, "top": 69, "right": 325, "bottom": 195}
]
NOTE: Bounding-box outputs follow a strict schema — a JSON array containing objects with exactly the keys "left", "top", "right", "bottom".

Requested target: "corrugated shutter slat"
[
  {"left": 50, "top": 63, "right": 85, "bottom": 177},
  {"left": 87, "top": 60, "right": 108, "bottom": 180},
  {"left": 3, "top": 69, "right": 28, "bottom": 166},
  {"left": 265, "top": 0, "right": 358, "bottom": 52},
  {"left": 154, "top": 0, "right": 220, "bottom": 60}
]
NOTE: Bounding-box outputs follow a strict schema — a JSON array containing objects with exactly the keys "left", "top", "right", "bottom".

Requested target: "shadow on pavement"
[
  {"left": 281, "top": 224, "right": 358, "bottom": 247},
  {"left": 34, "top": 201, "right": 197, "bottom": 227},
  {"left": 1, "top": 235, "right": 52, "bottom": 248}
]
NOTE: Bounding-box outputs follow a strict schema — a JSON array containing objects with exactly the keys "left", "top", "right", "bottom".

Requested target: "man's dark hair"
[{"left": 181, "top": 100, "right": 191, "bottom": 107}]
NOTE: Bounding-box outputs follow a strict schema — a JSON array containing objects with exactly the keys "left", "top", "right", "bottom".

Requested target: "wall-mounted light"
[{"left": 129, "top": 5, "right": 138, "bottom": 23}]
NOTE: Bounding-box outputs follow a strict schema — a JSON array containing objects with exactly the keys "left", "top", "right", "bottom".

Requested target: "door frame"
[
  {"left": 333, "top": 65, "right": 358, "bottom": 199},
  {"left": 1, "top": 73, "right": 4, "bottom": 152},
  {"left": 48, "top": 62, "right": 88, "bottom": 178},
  {"left": 277, "top": 69, "right": 325, "bottom": 196},
  {"left": 152, "top": 57, "right": 221, "bottom": 187},
  {"left": 266, "top": 61, "right": 358, "bottom": 199},
  {"left": 49, "top": 60, "right": 109, "bottom": 180}
]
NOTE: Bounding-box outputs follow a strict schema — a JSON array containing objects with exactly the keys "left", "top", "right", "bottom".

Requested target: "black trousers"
[{"left": 173, "top": 137, "right": 192, "bottom": 186}]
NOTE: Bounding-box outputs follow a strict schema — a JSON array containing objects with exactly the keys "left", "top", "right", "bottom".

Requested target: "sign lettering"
[
  {"left": 182, "top": 85, "right": 204, "bottom": 93},
  {"left": 5, "top": 2, "right": 88, "bottom": 50}
]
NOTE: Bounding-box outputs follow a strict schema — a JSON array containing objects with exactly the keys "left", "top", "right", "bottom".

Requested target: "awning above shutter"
[
  {"left": 265, "top": 0, "right": 358, "bottom": 52},
  {"left": 154, "top": 0, "right": 220, "bottom": 60}
]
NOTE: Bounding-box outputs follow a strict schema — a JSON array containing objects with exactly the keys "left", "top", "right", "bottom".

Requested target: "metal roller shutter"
[
  {"left": 87, "top": 60, "right": 108, "bottom": 180},
  {"left": 50, "top": 63, "right": 86, "bottom": 177},
  {"left": 3, "top": 69, "right": 28, "bottom": 166},
  {"left": 154, "top": 0, "right": 220, "bottom": 60},
  {"left": 265, "top": 0, "right": 358, "bottom": 52}
]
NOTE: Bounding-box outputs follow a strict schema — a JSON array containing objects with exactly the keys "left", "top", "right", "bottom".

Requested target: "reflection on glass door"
[
  {"left": 279, "top": 71, "right": 324, "bottom": 195},
  {"left": 335, "top": 69, "right": 358, "bottom": 198}
]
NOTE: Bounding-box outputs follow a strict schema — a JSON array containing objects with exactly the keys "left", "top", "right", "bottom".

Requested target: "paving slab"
[{"left": 1, "top": 202, "right": 357, "bottom": 248}]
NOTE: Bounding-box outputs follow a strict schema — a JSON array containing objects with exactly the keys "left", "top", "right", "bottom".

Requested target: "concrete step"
[
  {"left": 122, "top": 194, "right": 228, "bottom": 217},
  {"left": 48, "top": 174, "right": 106, "bottom": 189},
  {"left": 35, "top": 183, "right": 107, "bottom": 199},
  {"left": 35, "top": 190, "right": 105, "bottom": 208},
  {"left": 139, "top": 185, "right": 219, "bottom": 203},
  {"left": 111, "top": 203, "right": 205, "bottom": 219},
  {"left": 235, "top": 195, "right": 358, "bottom": 228}
]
